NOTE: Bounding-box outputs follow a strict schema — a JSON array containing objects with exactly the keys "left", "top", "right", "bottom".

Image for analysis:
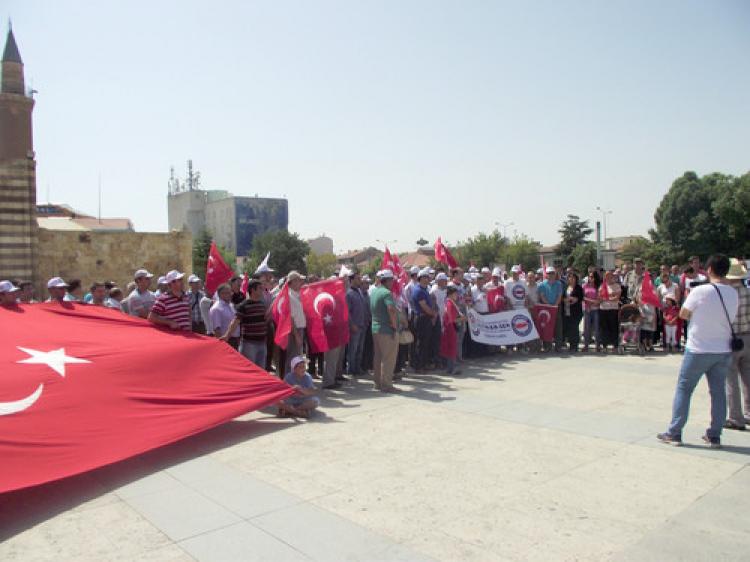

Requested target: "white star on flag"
[
  {"left": 323, "top": 314, "right": 333, "bottom": 325},
  {"left": 16, "top": 347, "right": 91, "bottom": 377}
]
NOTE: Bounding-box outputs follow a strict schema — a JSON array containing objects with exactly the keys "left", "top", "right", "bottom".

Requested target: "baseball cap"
[
  {"left": 0, "top": 280, "right": 20, "bottom": 293},
  {"left": 435, "top": 272, "right": 448, "bottom": 281},
  {"left": 47, "top": 277, "right": 68, "bottom": 289},
  {"left": 463, "top": 273, "right": 472, "bottom": 282},
  {"left": 157, "top": 275, "right": 167, "bottom": 285},
  {"left": 134, "top": 269, "right": 153, "bottom": 280},
  {"left": 410, "top": 265, "right": 420, "bottom": 275},
  {"left": 165, "top": 270, "right": 184, "bottom": 283},
  {"left": 417, "top": 268, "right": 431, "bottom": 279},
  {"left": 545, "top": 266, "right": 555, "bottom": 274},
  {"left": 481, "top": 267, "right": 490, "bottom": 274},
  {"left": 290, "top": 356, "right": 307, "bottom": 370},
  {"left": 428, "top": 268, "right": 435, "bottom": 275},
  {"left": 492, "top": 267, "right": 502, "bottom": 277},
  {"left": 468, "top": 266, "right": 478, "bottom": 273},
  {"left": 188, "top": 274, "right": 201, "bottom": 283},
  {"left": 287, "top": 270, "right": 306, "bottom": 282},
  {"left": 511, "top": 265, "right": 521, "bottom": 273},
  {"left": 378, "top": 269, "right": 395, "bottom": 280},
  {"left": 361, "top": 274, "right": 371, "bottom": 283}
]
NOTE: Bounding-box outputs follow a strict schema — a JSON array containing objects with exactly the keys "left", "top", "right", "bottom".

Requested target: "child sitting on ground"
[
  {"left": 663, "top": 297, "right": 679, "bottom": 352},
  {"left": 280, "top": 356, "right": 320, "bottom": 418}
]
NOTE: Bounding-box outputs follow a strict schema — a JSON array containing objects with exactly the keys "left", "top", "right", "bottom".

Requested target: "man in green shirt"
[{"left": 370, "top": 269, "right": 400, "bottom": 392}]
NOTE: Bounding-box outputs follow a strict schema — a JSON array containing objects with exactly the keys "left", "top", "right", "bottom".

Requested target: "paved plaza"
[{"left": 1, "top": 352, "right": 749, "bottom": 562}]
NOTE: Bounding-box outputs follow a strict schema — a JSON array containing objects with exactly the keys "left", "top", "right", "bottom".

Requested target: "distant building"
[
  {"left": 337, "top": 247, "right": 383, "bottom": 271},
  {"left": 36, "top": 203, "right": 134, "bottom": 232},
  {"left": 605, "top": 235, "right": 647, "bottom": 251},
  {"left": 167, "top": 164, "right": 288, "bottom": 257},
  {"left": 399, "top": 247, "right": 433, "bottom": 269},
  {"left": 308, "top": 235, "right": 334, "bottom": 256}
]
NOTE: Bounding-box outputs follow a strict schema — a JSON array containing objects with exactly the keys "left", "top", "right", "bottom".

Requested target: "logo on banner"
[
  {"left": 468, "top": 311, "right": 481, "bottom": 336},
  {"left": 511, "top": 314, "right": 532, "bottom": 337},
  {"left": 512, "top": 285, "right": 526, "bottom": 300}
]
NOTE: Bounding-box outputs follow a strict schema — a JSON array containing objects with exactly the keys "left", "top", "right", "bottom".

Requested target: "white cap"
[
  {"left": 468, "top": 266, "right": 478, "bottom": 273},
  {"left": 287, "top": 270, "right": 306, "bottom": 282},
  {"left": 418, "top": 268, "right": 431, "bottom": 279},
  {"left": 290, "top": 356, "right": 306, "bottom": 370},
  {"left": 492, "top": 267, "right": 502, "bottom": 277},
  {"left": 410, "top": 266, "right": 420, "bottom": 275},
  {"left": 188, "top": 274, "right": 201, "bottom": 284},
  {"left": 428, "top": 268, "right": 435, "bottom": 274},
  {"left": 470, "top": 273, "right": 479, "bottom": 281},
  {"left": 47, "top": 277, "right": 68, "bottom": 289},
  {"left": 157, "top": 276, "right": 167, "bottom": 285},
  {"left": 0, "top": 280, "right": 20, "bottom": 293},
  {"left": 546, "top": 266, "right": 555, "bottom": 274},
  {"left": 536, "top": 268, "right": 543, "bottom": 274},
  {"left": 134, "top": 269, "right": 153, "bottom": 280},
  {"left": 377, "top": 269, "right": 394, "bottom": 280},
  {"left": 361, "top": 274, "right": 371, "bottom": 283},
  {"left": 339, "top": 265, "right": 352, "bottom": 278},
  {"left": 165, "top": 270, "right": 184, "bottom": 283},
  {"left": 481, "top": 267, "right": 491, "bottom": 274},
  {"left": 435, "top": 272, "right": 448, "bottom": 281},
  {"left": 463, "top": 273, "right": 472, "bottom": 282},
  {"left": 511, "top": 265, "right": 521, "bottom": 273}
]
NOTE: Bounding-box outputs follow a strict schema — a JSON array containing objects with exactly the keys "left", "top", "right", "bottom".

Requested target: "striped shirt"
[
  {"left": 235, "top": 298, "right": 268, "bottom": 341},
  {"left": 151, "top": 292, "right": 191, "bottom": 331},
  {"left": 733, "top": 284, "right": 750, "bottom": 335}
]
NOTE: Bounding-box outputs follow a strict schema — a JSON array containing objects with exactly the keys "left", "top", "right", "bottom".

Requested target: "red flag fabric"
[
  {"left": 487, "top": 286, "right": 506, "bottom": 313},
  {"left": 301, "top": 279, "right": 350, "bottom": 353},
  {"left": 532, "top": 304, "right": 558, "bottom": 342},
  {"left": 640, "top": 271, "right": 662, "bottom": 309},
  {"left": 271, "top": 282, "right": 292, "bottom": 349},
  {"left": 439, "top": 298, "right": 459, "bottom": 359},
  {"left": 0, "top": 303, "right": 294, "bottom": 494},
  {"left": 381, "top": 247, "right": 395, "bottom": 271},
  {"left": 434, "top": 237, "right": 458, "bottom": 269},
  {"left": 240, "top": 273, "right": 249, "bottom": 297},
  {"left": 205, "top": 242, "right": 235, "bottom": 296},
  {"left": 599, "top": 280, "right": 610, "bottom": 300}
]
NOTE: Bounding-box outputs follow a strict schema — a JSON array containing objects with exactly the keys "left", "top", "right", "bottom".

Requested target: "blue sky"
[{"left": 5, "top": 0, "right": 749, "bottom": 253}]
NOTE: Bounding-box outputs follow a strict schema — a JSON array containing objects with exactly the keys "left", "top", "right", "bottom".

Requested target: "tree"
[
  {"left": 246, "top": 230, "right": 310, "bottom": 275},
  {"left": 556, "top": 215, "right": 593, "bottom": 257},
  {"left": 455, "top": 230, "right": 507, "bottom": 268},
  {"left": 192, "top": 229, "right": 236, "bottom": 277},
  {"left": 306, "top": 253, "right": 338, "bottom": 278},
  {"left": 569, "top": 242, "right": 598, "bottom": 272},
  {"left": 652, "top": 171, "right": 750, "bottom": 260},
  {"left": 504, "top": 236, "right": 542, "bottom": 272}
]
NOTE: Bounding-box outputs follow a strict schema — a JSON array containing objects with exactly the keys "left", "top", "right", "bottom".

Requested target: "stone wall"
[
  {"left": 35, "top": 229, "right": 192, "bottom": 297},
  {"left": 0, "top": 159, "right": 37, "bottom": 283}
]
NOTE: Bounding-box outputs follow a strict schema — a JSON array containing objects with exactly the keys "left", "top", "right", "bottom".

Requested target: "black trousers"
[{"left": 414, "top": 315, "right": 433, "bottom": 370}]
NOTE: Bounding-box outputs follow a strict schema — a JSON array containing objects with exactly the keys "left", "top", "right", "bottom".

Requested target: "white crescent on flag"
[
  {"left": 538, "top": 309, "right": 551, "bottom": 327},
  {"left": 313, "top": 292, "right": 336, "bottom": 316},
  {"left": 276, "top": 295, "right": 286, "bottom": 315}
]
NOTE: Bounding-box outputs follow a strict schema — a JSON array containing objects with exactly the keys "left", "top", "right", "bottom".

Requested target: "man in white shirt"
[
  {"left": 504, "top": 265, "right": 528, "bottom": 310},
  {"left": 126, "top": 269, "right": 156, "bottom": 319},
  {"left": 430, "top": 272, "right": 449, "bottom": 315},
  {"left": 286, "top": 271, "right": 307, "bottom": 375},
  {"left": 658, "top": 255, "right": 739, "bottom": 448}
]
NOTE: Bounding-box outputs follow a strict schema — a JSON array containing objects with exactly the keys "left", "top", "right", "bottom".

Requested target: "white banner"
[{"left": 466, "top": 308, "right": 539, "bottom": 345}]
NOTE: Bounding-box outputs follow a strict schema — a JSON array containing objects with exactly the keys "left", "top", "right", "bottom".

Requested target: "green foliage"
[
  {"left": 247, "top": 230, "right": 310, "bottom": 275},
  {"left": 455, "top": 230, "right": 507, "bottom": 268},
  {"left": 556, "top": 215, "right": 593, "bottom": 257},
  {"left": 653, "top": 171, "right": 750, "bottom": 260},
  {"left": 569, "top": 242, "right": 598, "bottom": 272},
  {"left": 306, "top": 253, "right": 338, "bottom": 278},
  {"left": 192, "top": 229, "right": 236, "bottom": 277},
  {"left": 505, "top": 236, "right": 542, "bottom": 272}
]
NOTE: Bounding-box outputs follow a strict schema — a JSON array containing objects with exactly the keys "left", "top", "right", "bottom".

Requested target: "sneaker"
[
  {"left": 702, "top": 434, "right": 722, "bottom": 449},
  {"left": 656, "top": 432, "right": 683, "bottom": 446},
  {"left": 723, "top": 420, "right": 747, "bottom": 431}
]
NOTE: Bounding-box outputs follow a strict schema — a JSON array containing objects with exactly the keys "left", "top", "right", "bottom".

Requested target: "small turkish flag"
[
  {"left": 532, "top": 304, "right": 558, "bottom": 342},
  {"left": 0, "top": 303, "right": 294, "bottom": 493},
  {"left": 205, "top": 242, "right": 235, "bottom": 296},
  {"left": 487, "top": 286, "right": 506, "bottom": 313},
  {"left": 640, "top": 270, "right": 662, "bottom": 309},
  {"left": 381, "top": 247, "right": 395, "bottom": 271},
  {"left": 240, "top": 273, "right": 249, "bottom": 297},
  {"left": 434, "top": 237, "right": 458, "bottom": 269},
  {"left": 271, "top": 282, "right": 292, "bottom": 350},
  {"left": 301, "top": 279, "right": 350, "bottom": 353}
]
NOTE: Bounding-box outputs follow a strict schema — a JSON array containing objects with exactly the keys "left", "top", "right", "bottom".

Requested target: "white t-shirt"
[
  {"left": 504, "top": 280, "right": 527, "bottom": 309},
  {"left": 471, "top": 285, "right": 489, "bottom": 313},
  {"left": 683, "top": 283, "right": 738, "bottom": 353},
  {"left": 430, "top": 285, "right": 447, "bottom": 315}
]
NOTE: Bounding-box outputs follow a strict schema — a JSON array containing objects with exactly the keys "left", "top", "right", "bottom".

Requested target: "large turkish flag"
[
  {"left": 0, "top": 303, "right": 294, "bottom": 493},
  {"left": 301, "top": 279, "right": 350, "bottom": 353}
]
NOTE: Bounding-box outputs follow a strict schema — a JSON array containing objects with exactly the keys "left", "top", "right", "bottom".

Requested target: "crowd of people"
[{"left": 1, "top": 253, "right": 748, "bottom": 438}]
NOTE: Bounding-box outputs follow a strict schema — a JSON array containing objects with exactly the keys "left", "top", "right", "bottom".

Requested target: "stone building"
[
  {"left": 0, "top": 26, "right": 37, "bottom": 284},
  {"left": 168, "top": 180, "right": 288, "bottom": 257},
  {"left": 307, "top": 235, "right": 334, "bottom": 256}
]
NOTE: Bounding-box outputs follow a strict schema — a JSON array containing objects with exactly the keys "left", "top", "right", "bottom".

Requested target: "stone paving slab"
[{"left": 1, "top": 352, "right": 748, "bottom": 561}]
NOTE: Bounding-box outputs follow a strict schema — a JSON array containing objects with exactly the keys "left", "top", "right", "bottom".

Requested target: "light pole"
[
  {"left": 595, "top": 207, "right": 612, "bottom": 247},
  {"left": 495, "top": 222, "right": 514, "bottom": 240}
]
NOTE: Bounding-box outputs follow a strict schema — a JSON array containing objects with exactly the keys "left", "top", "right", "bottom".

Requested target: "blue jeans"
[
  {"left": 667, "top": 349, "right": 732, "bottom": 439},
  {"left": 240, "top": 340, "right": 267, "bottom": 369},
  {"left": 347, "top": 328, "right": 364, "bottom": 374},
  {"left": 583, "top": 309, "right": 600, "bottom": 347}
]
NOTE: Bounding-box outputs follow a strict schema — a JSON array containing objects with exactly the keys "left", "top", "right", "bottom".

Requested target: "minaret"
[{"left": 0, "top": 24, "right": 38, "bottom": 285}]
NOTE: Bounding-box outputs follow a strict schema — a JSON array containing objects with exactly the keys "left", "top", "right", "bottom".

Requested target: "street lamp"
[
  {"left": 495, "top": 222, "right": 514, "bottom": 239},
  {"left": 595, "top": 207, "right": 612, "bottom": 247}
]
